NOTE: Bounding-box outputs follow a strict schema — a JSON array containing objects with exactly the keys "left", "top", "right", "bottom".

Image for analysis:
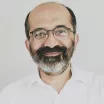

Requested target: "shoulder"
[
  {"left": 72, "top": 66, "right": 104, "bottom": 91},
  {"left": 73, "top": 66, "right": 104, "bottom": 85},
  {"left": 73, "top": 66, "right": 104, "bottom": 103},
  {"left": 0, "top": 73, "right": 37, "bottom": 100}
]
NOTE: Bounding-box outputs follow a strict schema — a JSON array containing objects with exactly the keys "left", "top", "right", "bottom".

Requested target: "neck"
[{"left": 39, "top": 63, "right": 72, "bottom": 93}]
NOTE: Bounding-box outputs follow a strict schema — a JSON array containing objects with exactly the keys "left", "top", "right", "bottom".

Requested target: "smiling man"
[
  {"left": 0, "top": 1, "right": 104, "bottom": 104},
  {"left": 25, "top": 2, "right": 78, "bottom": 93}
]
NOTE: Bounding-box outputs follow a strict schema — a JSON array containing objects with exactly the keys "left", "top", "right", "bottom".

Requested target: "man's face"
[{"left": 25, "top": 3, "right": 78, "bottom": 75}]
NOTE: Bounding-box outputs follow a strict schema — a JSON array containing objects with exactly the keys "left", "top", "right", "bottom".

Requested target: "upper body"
[
  {"left": 0, "top": 66, "right": 104, "bottom": 104},
  {"left": 0, "top": 1, "right": 104, "bottom": 104}
]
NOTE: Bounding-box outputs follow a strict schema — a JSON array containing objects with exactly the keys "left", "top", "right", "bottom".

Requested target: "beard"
[{"left": 29, "top": 43, "right": 75, "bottom": 76}]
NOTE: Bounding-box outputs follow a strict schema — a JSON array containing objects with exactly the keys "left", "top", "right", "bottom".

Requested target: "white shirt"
[{"left": 0, "top": 66, "right": 104, "bottom": 104}]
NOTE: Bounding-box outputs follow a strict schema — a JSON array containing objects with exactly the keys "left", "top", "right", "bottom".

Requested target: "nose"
[{"left": 43, "top": 32, "right": 59, "bottom": 48}]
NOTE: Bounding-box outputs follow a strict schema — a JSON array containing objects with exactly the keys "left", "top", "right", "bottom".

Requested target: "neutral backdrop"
[{"left": 0, "top": 0, "right": 104, "bottom": 90}]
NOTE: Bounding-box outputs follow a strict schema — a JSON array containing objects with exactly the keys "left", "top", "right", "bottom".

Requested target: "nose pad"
[{"left": 43, "top": 31, "right": 59, "bottom": 48}]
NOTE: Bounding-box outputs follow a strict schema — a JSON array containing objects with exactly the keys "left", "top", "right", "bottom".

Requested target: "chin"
[{"left": 38, "top": 60, "right": 69, "bottom": 76}]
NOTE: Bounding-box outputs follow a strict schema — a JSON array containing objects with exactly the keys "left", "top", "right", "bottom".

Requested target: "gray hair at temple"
[{"left": 24, "top": 2, "right": 77, "bottom": 39}]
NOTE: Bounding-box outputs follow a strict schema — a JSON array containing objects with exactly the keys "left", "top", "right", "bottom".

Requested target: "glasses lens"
[
  {"left": 54, "top": 27, "right": 68, "bottom": 37},
  {"left": 33, "top": 29, "right": 47, "bottom": 39}
]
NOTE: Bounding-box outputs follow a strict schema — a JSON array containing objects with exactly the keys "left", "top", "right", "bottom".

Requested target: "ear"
[
  {"left": 25, "top": 39, "right": 30, "bottom": 52},
  {"left": 74, "top": 34, "right": 79, "bottom": 48}
]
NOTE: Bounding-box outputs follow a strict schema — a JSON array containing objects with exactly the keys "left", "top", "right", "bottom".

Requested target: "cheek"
[
  {"left": 30, "top": 40, "right": 43, "bottom": 53},
  {"left": 60, "top": 36, "right": 74, "bottom": 48},
  {"left": 67, "top": 34, "right": 75, "bottom": 47}
]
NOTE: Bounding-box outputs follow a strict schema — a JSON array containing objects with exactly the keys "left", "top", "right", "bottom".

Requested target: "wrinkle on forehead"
[
  {"left": 28, "top": 2, "right": 72, "bottom": 30},
  {"left": 30, "top": 2, "right": 69, "bottom": 15}
]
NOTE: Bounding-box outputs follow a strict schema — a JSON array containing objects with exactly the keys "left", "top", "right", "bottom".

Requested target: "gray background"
[{"left": 0, "top": 0, "right": 104, "bottom": 90}]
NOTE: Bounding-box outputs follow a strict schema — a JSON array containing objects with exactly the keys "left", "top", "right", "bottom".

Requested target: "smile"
[{"left": 44, "top": 52, "right": 61, "bottom": 56}]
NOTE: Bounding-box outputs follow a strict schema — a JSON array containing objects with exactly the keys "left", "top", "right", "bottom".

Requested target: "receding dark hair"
[
  {"left": 63, "top": 6, "right": 77, "bottom": 34},
  {"left": 25, "top": 12, "right": 30, "bottom": 39},
  {"left": 24, "top": 4, "right": 77, "bottom": 39}
]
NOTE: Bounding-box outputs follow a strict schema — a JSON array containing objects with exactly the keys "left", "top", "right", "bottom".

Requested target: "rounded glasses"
[{"left": 29, "top": 25, "right": 74, "bottom": 41}]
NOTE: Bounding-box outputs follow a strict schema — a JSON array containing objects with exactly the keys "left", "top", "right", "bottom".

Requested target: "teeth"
[{"left": 44, "top": 52, "right": 60, "bottom": 56}]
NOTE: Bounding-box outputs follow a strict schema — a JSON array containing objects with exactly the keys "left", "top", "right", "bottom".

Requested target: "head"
[{"left": 25, "top": 2, "right": 79, "bottom": 76}]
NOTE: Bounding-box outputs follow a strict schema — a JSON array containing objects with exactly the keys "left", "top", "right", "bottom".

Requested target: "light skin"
[{"left": 25, "top": 2, "right": 79, "bottom": 93}]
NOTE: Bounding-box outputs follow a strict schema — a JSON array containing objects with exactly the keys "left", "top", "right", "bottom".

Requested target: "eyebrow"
[
  {"left": 54, "top": 25, "right": 67, "bottom": 28},
  {"left": 30, "top": 25, "right": 69, "bottom": 33},
  {"left": 30, "top": 28, "right": 45, "bottom": 34}
]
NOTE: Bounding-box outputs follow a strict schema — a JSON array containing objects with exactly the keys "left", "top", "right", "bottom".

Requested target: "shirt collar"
[
  {"left": 71, "top": 66, "right": 94, "bottom": 87},
  {"left": 30, "top": 65, "right": 94, "bottom": 87}
]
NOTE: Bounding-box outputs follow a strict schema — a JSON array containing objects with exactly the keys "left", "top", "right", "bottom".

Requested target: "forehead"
[{"left": 29, "top": 3, "right": 72, "bottom": 31}]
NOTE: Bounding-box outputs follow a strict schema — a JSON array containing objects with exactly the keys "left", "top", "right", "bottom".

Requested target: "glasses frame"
[{"left": 29, "top": 25, "right": 75, "bottom": 40}]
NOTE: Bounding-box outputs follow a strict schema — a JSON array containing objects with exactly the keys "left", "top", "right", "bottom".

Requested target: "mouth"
[{"left": 44, "top": 52, "right": 61, "bottom": 57}]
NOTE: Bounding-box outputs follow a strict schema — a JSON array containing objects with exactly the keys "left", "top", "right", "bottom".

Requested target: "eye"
[
  {"left": 58, "top": 30, "right": 66, "bottom": 34},
  {"left": 55, "top": 28, "right": 67, "bottom": 36},
  {"left": 35, "top": 32, "right": 46, "bottom": 39},
  {"left": 33, "top": 30, "right": 47, "bottom": 39}
]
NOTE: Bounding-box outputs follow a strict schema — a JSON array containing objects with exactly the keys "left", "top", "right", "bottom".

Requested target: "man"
[{"left": 0, "top": 1, "right": 104, "bottom": 104}]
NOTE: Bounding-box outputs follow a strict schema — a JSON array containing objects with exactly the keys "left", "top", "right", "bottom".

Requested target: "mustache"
[{"left": 36, "top": 46, "right": 67, "bottom": 55}]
